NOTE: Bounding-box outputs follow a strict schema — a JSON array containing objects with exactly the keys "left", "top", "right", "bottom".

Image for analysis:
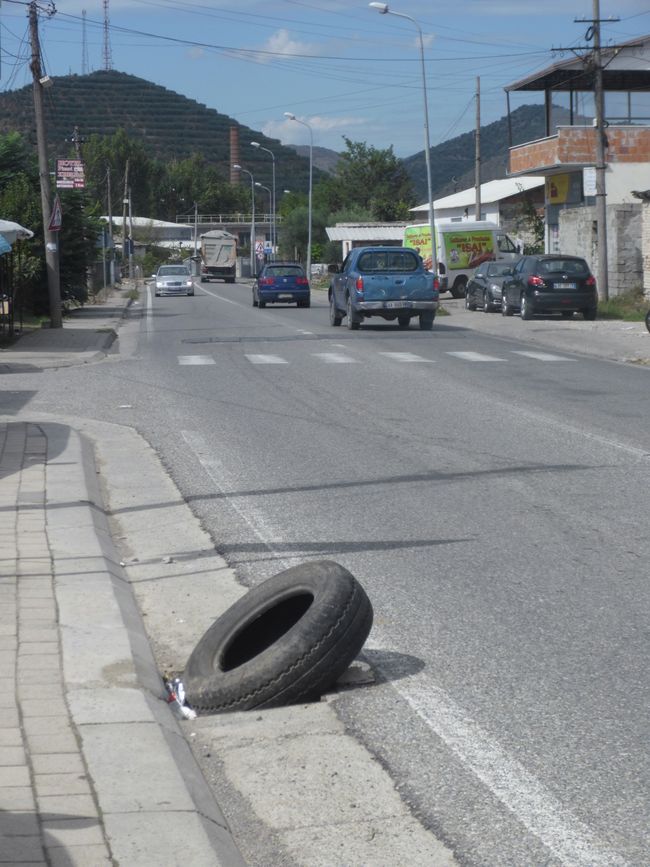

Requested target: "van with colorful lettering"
[{"left": 403, "top": 221, "right": 519, "bottom": 298}]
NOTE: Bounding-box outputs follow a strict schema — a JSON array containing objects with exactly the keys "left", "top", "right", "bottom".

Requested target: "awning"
[{"left": 0, "top": 219, "right": 34, "bottom": 244}]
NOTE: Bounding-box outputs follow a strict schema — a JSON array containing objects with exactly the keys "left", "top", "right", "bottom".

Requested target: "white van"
[{"left": 403, "top": 221, "right": 519, "bottom": 298}]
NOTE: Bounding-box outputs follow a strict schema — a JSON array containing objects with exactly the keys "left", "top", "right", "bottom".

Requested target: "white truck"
[
  {"left": 403, "top": 221, "right": 520, "bottom": 298},
  {"left": 199, "top": 229, "right": 237, "bottom": 284}
]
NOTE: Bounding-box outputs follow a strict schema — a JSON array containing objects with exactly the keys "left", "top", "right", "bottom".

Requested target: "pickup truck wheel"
[
  {"left": 346, "top": 296, "right": 360, "bottom": 330},
  {"left": 419, "top": 313, "right": 434, "bottom": 331},
  {"left": 397, "top": 315, "right": 410, "bottom": 329},
  {"left": 183, "top": 560, "right": 373, "bottom": 713},
  {"left": 329, "top": 294, "right": 342, "bottom": 326}
]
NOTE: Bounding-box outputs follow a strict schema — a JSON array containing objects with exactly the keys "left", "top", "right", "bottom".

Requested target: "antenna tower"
[
  {"left": 81, "top": 10, "right": 89, "bottom": 74},
  {"left": 102, "top": 0, "right": 113, "bottom": 71}
]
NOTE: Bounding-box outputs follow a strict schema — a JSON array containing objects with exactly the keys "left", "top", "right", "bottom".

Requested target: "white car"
[{"left": 153, "top": 265, "right": 194, "bottom": 297}]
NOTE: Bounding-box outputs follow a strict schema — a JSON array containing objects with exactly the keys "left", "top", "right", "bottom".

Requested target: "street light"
[
  {"left": 233, "top": 164, "right": 256, "bottom": 275},
  {"left": 369, "top": 2, "right": 438, "bottom": 275},
  {"left": 251, "top": 141, "right": 276, "bottom": 257},
  {"left": 255, "top": 182, "right": 272, "bottom": 258},
  {"left": 284, "top": 112, "right": 313, "bottom": 277}
]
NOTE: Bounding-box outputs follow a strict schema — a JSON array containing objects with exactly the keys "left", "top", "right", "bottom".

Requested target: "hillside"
[{"left": 0, "top": 70, "right": 318, "bottom": 193}]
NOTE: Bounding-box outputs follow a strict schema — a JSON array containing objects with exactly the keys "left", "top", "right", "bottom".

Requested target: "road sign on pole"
[{"left": 48, "top": 194, "right": 63, "bottom": 232}]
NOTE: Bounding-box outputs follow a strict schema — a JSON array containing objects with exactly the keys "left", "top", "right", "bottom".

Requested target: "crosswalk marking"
[
  {"left": 311, "top": 352, "right": 358, "bottom": 363},
  {"left": 378, "top": 352, "right": 435, "bottom": 363},
  {"left": 446, "top": 351, "right": 506, "bottom": 362},
  {"left": 245, "top": 354, "right": 288, "bottom": 364},
  {"left": 178, "top": 355, "right": 215, "bottom": 365},
  {"left": 511, "top": 351, "right": 574, "bottom": 361}
]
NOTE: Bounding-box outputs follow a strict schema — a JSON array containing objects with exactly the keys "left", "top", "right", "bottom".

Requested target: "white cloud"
[
  {"left": 253, "top": 29, "right": 318, "bottom": 64},
  {"left": 262, "top": 115, "right": 370, "bottom": 151}
]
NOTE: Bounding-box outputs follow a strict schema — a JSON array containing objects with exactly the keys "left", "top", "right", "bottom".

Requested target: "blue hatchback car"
[{"left": 253, "top": 262, "right": 311, "bottom": 308}]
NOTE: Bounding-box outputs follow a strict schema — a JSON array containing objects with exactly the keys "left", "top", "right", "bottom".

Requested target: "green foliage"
[
  {"left": 317, "top": 139, "right": 415, "bottom": 220},
  {"left": 597, "top": 287, "right": 647, "bottom": 320},
  {"left": 513, "top": 193, "right": 545, "bottom": 253}
]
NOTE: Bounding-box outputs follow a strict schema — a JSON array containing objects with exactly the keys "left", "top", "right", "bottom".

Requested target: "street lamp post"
[
  {"left": 255, "top": 182, "right": 272, "bottom": 259},
  {"left": 284, "top": 112, "right": 313, "bottom": 277},
  {"left": 251, "top": 141, "right": 276, "bottom": 258},
  {"left": 233, "top": 164, "right": 256, "bottom": 275},
  {"left": 369, "top": 2, "right": 438, "bottom": 275}
]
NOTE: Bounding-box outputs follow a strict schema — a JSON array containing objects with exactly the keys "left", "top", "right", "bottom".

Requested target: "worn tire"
[{"left": 184, "top": 561, "right": 373, "bottom": 713}]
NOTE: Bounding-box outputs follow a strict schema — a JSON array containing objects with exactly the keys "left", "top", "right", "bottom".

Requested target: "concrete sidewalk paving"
[{"left": 1, "top": 418, "right": 245, "bottom": 866}]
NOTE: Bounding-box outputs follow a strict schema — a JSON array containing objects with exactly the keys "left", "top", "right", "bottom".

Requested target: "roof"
[
  {"left": 326, "top": 223, "right": 408, "bottom": 242},
  {"left": 0, "top": 219, "right": 34, "bottom": 243},
  {"left": 506, "top": 34, "right": 650, "bottom": 92},
  {"left": 410, "top": 177, "right": 545, "bottom": 213}
]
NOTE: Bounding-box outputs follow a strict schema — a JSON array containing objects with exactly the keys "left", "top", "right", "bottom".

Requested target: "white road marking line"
[
  {"left": 511, "top": 351, "right": 575, "bottom": 361},
  {"left": 245, "top": 354, "right": 288, "bottom": 364},
  {"left": 366, "top": 640, "right": 628, "bottom": 867},
  {"left": 379, "top": 352, "right": 436, "bottom": 363},
  {"left": 178, "top": 355, "right": 216, "bottom": 365},
  {"left": 145, "top": 284, "right": 153, "bottom": 337},
  {"left": 446, "top": 351, "right": 506, "bottom": 362},
  {"left": 312, "top": 352, "right": 358, "bottom": 363}
]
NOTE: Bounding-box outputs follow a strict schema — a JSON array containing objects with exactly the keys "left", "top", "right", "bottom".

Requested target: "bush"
[{"left": 597, "top": 287, "right": 647, "bottom": 321}]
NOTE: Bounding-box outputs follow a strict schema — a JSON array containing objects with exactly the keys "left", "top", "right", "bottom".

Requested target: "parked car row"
[{"left": 465, "top": 254, "right": 598, "bottom": 320}]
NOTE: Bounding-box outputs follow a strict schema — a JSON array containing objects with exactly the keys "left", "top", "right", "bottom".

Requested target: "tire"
[
  {"left": 501, "top": 294, "right": 514, "bottom": 317},
  {"left": 346, "top": 295, "right": 360, "bottom": 330},
  {"left": 258, "top": 298, "right": 266, "bottom": 309},
  {"left": 184, "top": 561, "right": 373, "bottom": 713},
  {"left": 450, "top": 278, "right": 467, "bottom": 299},
  {"left": 397, "top": 315, "right": 410, "bottom": 329},
  {"left": 419, "top": 313, "right": 434, "bottom": 331},
  {"left": 520, "top": 295, "right": 534, "bottom": 320},
  {"left": 226, "top": 277, "right": 235, "bottom": 284},
  {"left": 252, "top": 292, "right": 258, "bottom": 307},
  {"left": 329, "top": 294, "right": 342, "bottom": 326},
  {"left": 483, "top": 292, "right": 492, "bottom": 312},
  {"left": 465, "top": 292, "right": 476, "bottom": 311},
  {"left": 583, "top": 306, "right": 597, "bottom": 321},
  {"left": 200, "top": 277, "right": 207, "bottom": 284},
  {"left": 298, "top": 299, "right": 311, "bottom": 309},
  {"left": 561, "top": 311, "right": 573, "bottom": 319},
  {"left": 187, "top": 290, "right": 194, "bottom": 296},
  {"left": 646, "top": 309, "right": 650, "bottom": 333}
]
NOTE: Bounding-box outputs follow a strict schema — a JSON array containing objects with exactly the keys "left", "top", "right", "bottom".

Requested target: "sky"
[{"left": 1, "top": 0, "right": 649, "bottom": 158}]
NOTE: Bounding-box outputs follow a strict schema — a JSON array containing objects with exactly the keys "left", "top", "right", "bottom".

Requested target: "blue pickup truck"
[{"left": 328, "top": 246, "right": 439, "bottom": 331}]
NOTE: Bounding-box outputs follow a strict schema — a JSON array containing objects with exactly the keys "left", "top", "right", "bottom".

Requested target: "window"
[{"left": 358, "top": 251, "right": 419, "bottom": 273}]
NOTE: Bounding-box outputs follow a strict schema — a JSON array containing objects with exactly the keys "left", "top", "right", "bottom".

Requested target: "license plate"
[
  {"left": 278, "top": 293, "right": 292, "bottom": 299},
  {"left": 385, "top": 301, "right": 410, "bottom": 309},
  {"left": 554, "top": 282, "right": 576, "bottom": 289}
]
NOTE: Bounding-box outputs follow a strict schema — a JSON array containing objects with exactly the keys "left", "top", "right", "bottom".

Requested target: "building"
[
  {"left": 505, "top": 34, "right": 650, "bottom": 295},
  {"left": 410, "top": 176, "right": 544, "bottom": 226}
]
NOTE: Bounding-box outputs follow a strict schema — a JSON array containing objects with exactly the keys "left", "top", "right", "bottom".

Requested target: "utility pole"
[
  {"left": 193, "top": 201, "right": 199, "bottom": 257},
  {"left": 475, "top": 76, "right": 481, "bottom": 221},
  {"left": 29, "top": 1, "right": 62, "bottom": 328},
  {"left": 591, "top": 0, "right": 609, "bottom": 301},
  {"left": 128, "top": 186, "right": 134, "bottom": 279},
  {"left": 121, "top": 159, "right": 129, "bottom": 279},
  {"left": 106, "top": 165, "right": 113, "bottom": 285}
]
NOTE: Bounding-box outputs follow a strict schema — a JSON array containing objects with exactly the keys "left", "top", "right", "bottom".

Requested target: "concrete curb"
[{"left": 45, "top": 423, "right": 245, "bottom": 866}]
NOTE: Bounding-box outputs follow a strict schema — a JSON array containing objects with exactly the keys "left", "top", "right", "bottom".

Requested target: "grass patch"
[
  {"left": 126, "top": 287, "right": 140, "bottom": 301},
  {"left": 597, "top": 287, "right": 648, "bottom": 321}
]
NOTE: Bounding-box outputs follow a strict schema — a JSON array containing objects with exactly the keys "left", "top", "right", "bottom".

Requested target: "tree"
[{"left": 318, "top": 138, "right": 415, "bottom": 221}]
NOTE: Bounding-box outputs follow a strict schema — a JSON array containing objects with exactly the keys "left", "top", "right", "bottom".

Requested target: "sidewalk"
[{"left": 1, "top": 288, "right": 245, "bottom": 865}]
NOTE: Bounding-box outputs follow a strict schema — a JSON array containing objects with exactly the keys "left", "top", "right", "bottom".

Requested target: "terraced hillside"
[{"left": 0, "top": 69, "right": 317, "bottom": 192}]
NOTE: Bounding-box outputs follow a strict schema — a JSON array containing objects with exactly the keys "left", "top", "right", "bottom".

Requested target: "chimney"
[{"left": 230, "top": 126, "right": 240, "bottom": 185}]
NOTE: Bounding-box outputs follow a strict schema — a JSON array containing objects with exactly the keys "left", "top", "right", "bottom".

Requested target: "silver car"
[{"left": 153, "top": 265, "right": 194, "bottom": 297}]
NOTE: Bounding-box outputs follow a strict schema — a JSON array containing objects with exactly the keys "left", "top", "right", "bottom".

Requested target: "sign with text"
[{"left": 56, "top": 158, "right": 85, "bottom": 189}]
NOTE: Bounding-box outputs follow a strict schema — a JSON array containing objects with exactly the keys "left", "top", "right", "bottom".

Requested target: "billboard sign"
[{"left": 56, "top": 159, "right": 85, "bottom": 189}]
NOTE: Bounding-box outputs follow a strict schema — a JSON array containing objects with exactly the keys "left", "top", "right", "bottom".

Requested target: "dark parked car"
[
  {"left": 253, "top": 262, "right": 310, "bottom": 308},
  {"left": 501, "top": 255, "right": 597, "bottom": 320},
  {"left": 465, "top": 261, "right": 516, "bottom": 312}
]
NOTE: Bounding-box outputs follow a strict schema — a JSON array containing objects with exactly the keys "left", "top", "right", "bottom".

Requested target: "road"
[{"left": 4, "top": 279, "right": 649, "bottom": 865}]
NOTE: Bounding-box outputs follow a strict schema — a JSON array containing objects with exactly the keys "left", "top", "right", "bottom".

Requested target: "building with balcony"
[{"left": 505, "top": 34, "right": 650, "bottom": 295}]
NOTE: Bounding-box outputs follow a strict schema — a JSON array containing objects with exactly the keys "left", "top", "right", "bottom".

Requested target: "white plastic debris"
[{"left": 164, "top": 677, "right": 197, "bottom": 720}]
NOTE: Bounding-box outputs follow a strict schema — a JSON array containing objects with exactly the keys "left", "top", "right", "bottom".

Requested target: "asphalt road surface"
[{"left": 5, "top": 278, "right": 649, "bottom": 865}]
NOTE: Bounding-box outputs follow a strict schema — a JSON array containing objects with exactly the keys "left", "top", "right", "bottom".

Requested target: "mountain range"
[{"left": 0, "top": 69, "right": 551, "bottom": 203}]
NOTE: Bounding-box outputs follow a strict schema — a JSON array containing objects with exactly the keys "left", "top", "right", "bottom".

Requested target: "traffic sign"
[{"left": 48, "top": 195, "right": 63, "bottom": 232}]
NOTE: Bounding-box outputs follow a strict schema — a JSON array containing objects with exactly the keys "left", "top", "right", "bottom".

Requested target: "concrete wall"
[{"left": 559, "top": 203, "right": 642, "bottom": 296}]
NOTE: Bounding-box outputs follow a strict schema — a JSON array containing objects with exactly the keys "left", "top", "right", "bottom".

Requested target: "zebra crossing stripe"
[
  {"left": 511, "top": 351, "right": 574, "bottom": 361},
  {"left": 178, "top": 355, "right": 216, "bottom": 365},
  {"left": 245, "top": 354, "right": 288, "bottom": 364},
  {"left": 378, "top": 352, "right": 435, "bottom": 363},
  {"left": 311, "top": 352, "right": 358, "bottom": 363},
  {"left": 446, "top": 351, "right": 506, "bottom": 362}
]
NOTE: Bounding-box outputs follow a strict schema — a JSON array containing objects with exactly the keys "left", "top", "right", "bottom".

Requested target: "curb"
[{"left": 46, "top": 423, "right": 245, "bottom": 866}]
